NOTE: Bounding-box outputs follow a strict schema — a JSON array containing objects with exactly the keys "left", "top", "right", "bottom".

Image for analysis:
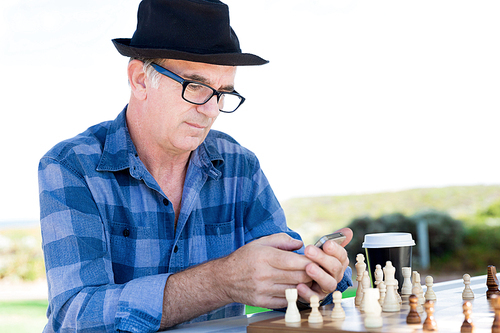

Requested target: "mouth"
[{"left": 185, "top": 122, "right": 207, "bottom": 129}]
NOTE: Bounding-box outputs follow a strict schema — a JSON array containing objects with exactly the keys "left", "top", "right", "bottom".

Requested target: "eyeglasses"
[{"left": 151, "top": 63, "right": 245, "bottom": 113}]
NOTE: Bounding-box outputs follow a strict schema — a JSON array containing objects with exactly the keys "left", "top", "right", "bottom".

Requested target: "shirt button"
[
  {"left": 123, "top": 228, "right": 130, "bottom": 237},
  {"left": 174, "top": 245, "right": 179, "bottom": 253},
  {"left": 163, "top": 199, "right": 169, "bottom": 206}
]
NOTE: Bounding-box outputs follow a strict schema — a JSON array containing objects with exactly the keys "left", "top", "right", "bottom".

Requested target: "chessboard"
[{"left": 247, "top": 273, "right": 499, "bottom": 333}]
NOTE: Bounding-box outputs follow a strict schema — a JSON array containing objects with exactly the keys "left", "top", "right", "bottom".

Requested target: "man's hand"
[
  {"left": 220, "top": 233, "right": 313, "bottom": 309},
  {"left": 297, "top": 227, "right": 353, "bottom": 303}
]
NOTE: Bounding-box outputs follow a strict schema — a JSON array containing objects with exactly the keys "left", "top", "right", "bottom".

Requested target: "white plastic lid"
[{"left": 362, "top": 232, "right": 415, "bottom": 248}]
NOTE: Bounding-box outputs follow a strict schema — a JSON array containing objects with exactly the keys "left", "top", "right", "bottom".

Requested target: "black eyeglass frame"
[{"left": 150, "top": 63, "right": 245, "bottom": 113}]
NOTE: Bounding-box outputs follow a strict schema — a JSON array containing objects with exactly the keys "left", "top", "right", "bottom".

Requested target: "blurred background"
[{"left": 1, "top": 0, "right": 499, "bottom": 331}]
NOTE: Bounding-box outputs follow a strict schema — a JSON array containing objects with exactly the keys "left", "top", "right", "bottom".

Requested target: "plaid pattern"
[{"left": 39, "top": 107, "right": 352, "bottom": 332}]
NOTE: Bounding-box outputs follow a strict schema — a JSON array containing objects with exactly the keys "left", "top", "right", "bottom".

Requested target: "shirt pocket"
[
  {"left": 109, "top": 222, "right": 154, "bottom": 274},
  {"left": 204, "top": 220, "right": 236, "bottom": 259}
]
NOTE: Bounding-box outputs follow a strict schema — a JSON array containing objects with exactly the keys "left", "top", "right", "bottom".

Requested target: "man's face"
[{"left": 144, "top": 59, "right": 237, "bottom": 156}]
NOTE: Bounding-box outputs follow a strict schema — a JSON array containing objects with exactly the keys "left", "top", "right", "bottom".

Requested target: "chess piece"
[
  {"left": 412, "top": 284, "right": 424, "bottom": 313},
  {"left": 360, "top": 270, "right": 371, "bottom": 312},
  {"left": 462, "top": 273, "right": 475, "bottom": 300},
  {"left": 330, "top": 291, "right": 345, "bottom": 320},
  {"left": 382, "top": 261, "right": 400, "bottom": 312},
  {"left": 460, "top": 300, "right": 474, "bottom": 333},
  {"left": 396, "top": 284, "right": 402, "bottom": 305},
  {"left": 406, "top": 294, "right": 421, "bottom": 324},
  {"left": 413, "top": 271, "right": 424, "bottom": 305},
  {"left": 401, "top": 267, "right": 412, "bottom": 295},
  {"left": 308, "top": 294, "right": 323, "bottom": 324},
  {"left": 363, "top": 288, "right": 383, "bottom": 328},
  {"left": 492, "top": 294, "right": 500, "bottom": 333},
  {"left": 423, "top": 300, "right": 437, "bottom": 331},
  {"left": 374, "top": 264, "right": 383, "bottom": 287},
  {"left": 378, "top": 281, "right": 386, "bottom": 306},
  {"left": 424, "top": 276, "right": 437, "bottom": 302},
  {"left": 355, "top": 253, "right": 366, "bottom": 306},
  {"left": 487, "top": 265, "right": 500, "bottom": 299},
  {"left": 285, "top": 288, "right": 301, "bottom": 323}
]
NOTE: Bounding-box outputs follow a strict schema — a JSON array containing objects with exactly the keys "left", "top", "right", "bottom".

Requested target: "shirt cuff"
[{"left": 114, "top": 274, "right": 170, "bottom": 332}]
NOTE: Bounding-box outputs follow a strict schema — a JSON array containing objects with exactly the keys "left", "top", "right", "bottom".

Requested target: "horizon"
[{"left": 1, "top": 0, "right": 499, "bottom": 223}]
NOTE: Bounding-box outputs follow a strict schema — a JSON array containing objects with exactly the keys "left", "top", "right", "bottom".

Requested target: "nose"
[{"left": 196, "top": 95, "right": 220, "bottom": 118}]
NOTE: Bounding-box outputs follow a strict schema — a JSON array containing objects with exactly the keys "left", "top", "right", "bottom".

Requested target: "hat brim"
[{"left": 112, "top": 39, "right": 268, "bottom": 66}]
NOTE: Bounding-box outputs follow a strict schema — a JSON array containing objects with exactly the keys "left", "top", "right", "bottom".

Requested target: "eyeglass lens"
[{"left": 183, "top": 82, "right": 242, "bottom": 113}]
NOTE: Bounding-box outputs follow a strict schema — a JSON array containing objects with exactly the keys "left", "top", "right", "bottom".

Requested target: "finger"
[
  {"left": 269, "top": 267, "right": 313, "bottom": 285},
  {"left": 267, "top": 248, "right": 313, "bottom": 271},
  {"left": 322, "top": 240, "right": 349, "bottom": 266},
  {"left": 304, "top": 262, "right": 338, "bottom": 294},
  {"left": 254, "top": 233, "right": 304, "bottom": 252},
  {"left": 296, "top": 282, "right": 324, "bottom": 304},
  {"left": 337, "top": 227, "right": 353, "bottom": 247},
  {"left": 304, "top": 245, "right": 346, "bottom": 286}
]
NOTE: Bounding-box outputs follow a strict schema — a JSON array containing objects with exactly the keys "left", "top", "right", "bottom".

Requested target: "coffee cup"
[{"left": 362, "top": 232, "right": 415, "bottom": 289}]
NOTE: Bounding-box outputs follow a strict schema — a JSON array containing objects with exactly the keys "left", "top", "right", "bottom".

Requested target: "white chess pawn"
[
  {"left": 364, "top": 288, "right": 383, "bottom": 328},
  {"left": 401, "top": 267, "right": 413, "bottom": 295},
  {"left": 374, "top": 264, "right": 383, "bottom": 287},
  {"left": 412, "top": 271, "right": 424, "bottom": 305},
  {"left": 424, "top": 276, "right": 437, "bottom": 302},
  {"left": 285, "top": 288, "right": 301, "bottom": 323},
  {"left": 412, "top": 285, "right": 424, "bottom": 313},
  {"left": 382, "top": 261, "right": 401, "bottom": 312},
  {"left": 355, "top": 253, "right": 366, "bottom": 307},
  {"left": 378, "top": 281, "right": 386, "bottom": 306},
  {"left": 360, "top": 271, "right": 371, "bottom": 312},
  {"left": 308, "top": 294, "right": 323, "bottom": 323},
  {"left": 331, "top": 291, "right": 346, "bottom": 320},
  {"left": 462, "top": 273, "right": 475, "bottom": 300}
]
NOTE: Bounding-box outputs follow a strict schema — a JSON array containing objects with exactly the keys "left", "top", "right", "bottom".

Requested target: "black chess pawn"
[
  {"left": 406, "top": 294, "right": 421, "bottom": 324},
  {"left": 460, "top": 301, "right": 474, "bottom": 333},
  {"left": 492, "top": 295, "right": 500, "bottom": 333},
  {"left": 423, "top": 300, "right": 437, "bottom": 331}
]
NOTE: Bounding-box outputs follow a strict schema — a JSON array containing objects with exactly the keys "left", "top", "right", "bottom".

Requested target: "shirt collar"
[{"left": 97, "top": 106, "right": 224, "bottom": 179}]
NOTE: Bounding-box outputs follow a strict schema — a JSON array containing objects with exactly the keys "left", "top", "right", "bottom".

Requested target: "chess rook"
[
  {"left": 284, "top": 288, "right": 301, "bottom": 323},
  {"left": 401, "top": 267, "right": 413, "bottom": 295}
]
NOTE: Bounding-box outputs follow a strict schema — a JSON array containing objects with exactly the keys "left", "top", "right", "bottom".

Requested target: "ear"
[{"left": 128, "top": 60, "right": 148, "bottom": 101}]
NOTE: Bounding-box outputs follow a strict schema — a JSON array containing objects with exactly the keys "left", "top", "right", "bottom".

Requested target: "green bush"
[{"left": 0, "top": 228, "right": 45, "bottom": 282}]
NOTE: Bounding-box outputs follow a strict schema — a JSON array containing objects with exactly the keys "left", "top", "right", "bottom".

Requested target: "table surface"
[{"left": 160, "top": 273, "right": 495, "bottom": 332}]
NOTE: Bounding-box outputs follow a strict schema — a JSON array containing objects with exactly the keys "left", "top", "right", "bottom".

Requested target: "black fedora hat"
[{"left": 112, "top": 0, "right": 268, "bottom": 66}]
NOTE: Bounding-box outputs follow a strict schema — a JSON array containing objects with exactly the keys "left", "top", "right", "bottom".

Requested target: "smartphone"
[{"left": 314, "top": 232, "right": 346, "bottom": 249}]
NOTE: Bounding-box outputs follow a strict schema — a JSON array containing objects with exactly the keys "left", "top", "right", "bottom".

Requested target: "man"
[{"left": 38, "top": 0, "right": 353, "bottom": 332}]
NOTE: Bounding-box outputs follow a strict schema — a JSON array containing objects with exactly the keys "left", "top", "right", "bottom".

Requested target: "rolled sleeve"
[
  {"left": 115, "top": 274, "right": 170, "bottom": 332},
  {"left": 39, "top": 157, "right": 167, "bottom": 332}
]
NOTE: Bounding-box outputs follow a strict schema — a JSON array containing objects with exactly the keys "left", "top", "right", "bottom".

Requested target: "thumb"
[{"left": 256, "top": 233, "right": 304, "bottom": 251}]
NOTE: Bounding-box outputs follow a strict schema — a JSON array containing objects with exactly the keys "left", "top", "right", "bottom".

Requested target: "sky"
[{"left": 1, "top": 0, "right": 499, "bottom": 223}]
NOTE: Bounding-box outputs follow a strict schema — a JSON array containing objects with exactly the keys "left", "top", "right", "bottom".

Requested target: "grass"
[
  {"left": 245, "top": 287, "right": 356, "bottom": 314},
  {"left": 0, "top": 300, "right": 48, "bottom": 333}
]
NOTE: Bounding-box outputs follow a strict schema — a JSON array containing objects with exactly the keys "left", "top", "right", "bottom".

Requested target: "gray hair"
[{"left": 130, "top": 58, "right": 163, "bottom": 89}]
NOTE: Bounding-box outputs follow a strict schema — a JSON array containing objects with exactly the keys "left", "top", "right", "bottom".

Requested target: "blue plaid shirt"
[{"left": 39, "top": 107, "right": 352, "bottom": 332}]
